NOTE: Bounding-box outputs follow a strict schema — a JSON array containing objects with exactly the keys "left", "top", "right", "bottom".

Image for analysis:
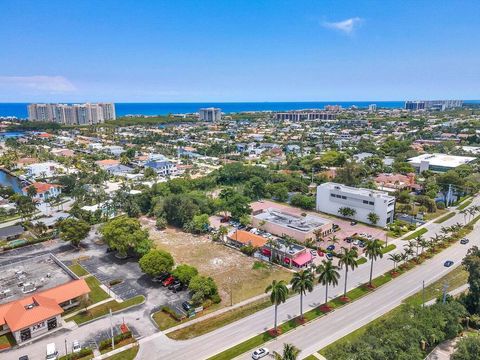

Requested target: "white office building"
[
  {"left": 407, "top": 153, "right": 476, "bottom": 173},
  {"left": 316, "top": 182, "right": 395, "bottom": 227},
  {"left": 199, "top": 108, "right": 221, "bottom": 122}
]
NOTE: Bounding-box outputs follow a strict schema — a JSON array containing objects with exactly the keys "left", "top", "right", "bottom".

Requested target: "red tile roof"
[
  {"left": 229, "top": 230, "right": 267, "bottom": 248},
  {"left": 22, "top": 182, "right": 59, "bottom": 194}
]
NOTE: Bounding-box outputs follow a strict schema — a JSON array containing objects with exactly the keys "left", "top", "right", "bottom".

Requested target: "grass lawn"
[
  {"left": 104, "top": 345, "right": 139, "bottom": 360},
  {"left": 69, "top": 263, "right": 89, "bottom": 277},
  {"left": 404, "top": 227, "right": 428, "bottom": 240},
  {"left": 167, "top": 298, "right": 272, "bottom": 340},
  {"left": 380, "top": 244, "right": 396, "bottom": 254},
  {"left": 85, "top": 276, "right": 110, "bottom": 303},
  {"left": 457, "top": 199, "right": 473, "bottom": 211},
  {"left": 357, "top": 257, "right": 367, "bottom": 265},
  {"left": 71, "top": 296, "right": 144, "bottom": 325},
  {"left": 423, "top": 208, "right": 449, "bottom": 221},
  {"left": 0, "top": 333, "right": 16, "bottom": 349},
  {"left": 152, "top": 310, "right": 184, "bottom": 331},
  {"left": 434, "top": 212, "right": 456, "bottom": 224},
  {"left": 100, "top": 338, "right": 136, "bottom": 354}
]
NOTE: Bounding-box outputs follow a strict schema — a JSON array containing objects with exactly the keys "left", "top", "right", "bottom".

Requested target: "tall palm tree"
[
  {"left": 316, "top": 260, "right": 340, "bottom": 305},
  {"left": 265, "top": 280, "right": 289, "bottom": 334},
  {"left": 459, "top": 209, "right": 468, "bottom": 224},
  {"left": 338, "top": 247, "right": 359, "bottom": 299},
  {"left": 365, "top": 239, "right": 384, "bottom": 286},
  {"left": 273, "top": 343, "right": 300, "bottom": 360},
  {"left": 290, "top": 270, "right": 314, "bottom": 319},
  {"left": 403, "top": 246, "right": 414, "bottom": 262},
  {"left": 266, "top": 238, "right": 277, "bottom": 262},
  {"left": 388, "top": 253, "right": 402, "bottom": 272},
  {"left": 328, "top": 235, "right": 339, "bottom": 246},
  {"left": 414, "top": 235, "right": 424, "bottom": 257},
  {"left": 419, "top": 238, "right": 429, "bottom": 255}
]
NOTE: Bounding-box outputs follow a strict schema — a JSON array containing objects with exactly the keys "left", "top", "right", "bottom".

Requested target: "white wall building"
[
  {"left": 316, "top": 182, "right": 395, "bottom": 227},
  {"left": 199, "top": 108, "right": 221, "bottom": 122},
  {"left": 407, "top": 153, "right": 476, "bottom": 173}
]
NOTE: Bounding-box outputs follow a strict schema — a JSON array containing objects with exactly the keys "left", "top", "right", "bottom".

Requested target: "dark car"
[
  {"left": 162, "top": 276, "right": 175, "bottom": 287},
  {"left": 326, "top": 253, "right": 334, "bottom": 260},
  {"left": 171, "top": 282, "right": 184, "bottom": 292},
  {"left": 182, "top": 301, "right": 192, "bottom": 312},
  {"left": 350, "top": 221, "right": 358, "bottom": 226},
  {"left": 152, "top": 273, "right": 170, "bottom": 283},
  {"left": 19, "top": 356, "right": 29, "bottom": 360},
  {"left": 460, "top": 238, "right": 469, "bottom": 245},
  {"left": 168, "top": 280, "right": 181, "bottom": 290},
  {"left": 345, "top": 237, "right": 353, "bottom": 243},
  {"left": 444, "top": 260, "right": 454, "bottom": 267},
  {"left": 326, "top": 245, "right": 335, "bottom": 251}
]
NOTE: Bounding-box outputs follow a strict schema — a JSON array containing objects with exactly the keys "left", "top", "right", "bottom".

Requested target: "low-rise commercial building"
[
  {"left": 316, "top": 182, "right": 395, "bottom": 227},
  {"left": 407, "top": 153, "right": 476, "bottom": 173}
]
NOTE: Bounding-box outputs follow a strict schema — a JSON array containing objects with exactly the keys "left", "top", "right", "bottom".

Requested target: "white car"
[
  {"left": 72, "top": 341, "right": 81, "bottom": 353},
  {"left": 252, "top": 347, "right": 269, "bottom": 359}
]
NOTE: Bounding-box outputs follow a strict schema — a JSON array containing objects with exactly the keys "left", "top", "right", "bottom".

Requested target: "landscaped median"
[
  {"left": 434, "top": 211, "right": 456, "bottom": 224},
  {"left": 71, "top": 295, "right": 145, "bottom": 325},
  {"left": 404, "top": 227, "right": 428, "bottom": 240}
]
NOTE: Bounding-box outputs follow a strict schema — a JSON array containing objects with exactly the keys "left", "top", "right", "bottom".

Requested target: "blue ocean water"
[{"left": 1, "top": 101, "right": 478, "bottom": 118}]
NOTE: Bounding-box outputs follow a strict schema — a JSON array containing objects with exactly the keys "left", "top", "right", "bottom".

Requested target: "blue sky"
[{"left": 0, "top": 0, "right": 479, "bottom": 102}]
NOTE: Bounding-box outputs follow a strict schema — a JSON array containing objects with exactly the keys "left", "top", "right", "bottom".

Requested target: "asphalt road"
[{"left": 136, "top": 196, "right": 480, "bottom": 360}]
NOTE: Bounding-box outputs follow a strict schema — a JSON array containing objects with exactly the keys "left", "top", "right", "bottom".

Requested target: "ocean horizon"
[{"left": 1, "top": 101, "right": 479, "bottom": 118}]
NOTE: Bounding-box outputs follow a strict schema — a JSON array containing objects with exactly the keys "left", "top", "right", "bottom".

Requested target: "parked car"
[
  {"left": 350, "top": 221, "right": 358, "bottom": 225},
  {"left": 171, "top": 282, "right": 184, "bottom": 292},
  {"left": 326, "top": 253, "right": 333, "bottom": 260},
  {"left": 358, "top": 241, "right": 366, "bottom": 248},
  {"left": 18, "top": 356, "right": 29, "bottom": 360},
  {"left": 310, "top": 250, "right": 318, "bottom": 257},
  {"left": 444, "top": 260, "right": 454, "bottom": 267},
  {"left": 152, "top": 273, "right": 170, "bottom": 282},
  {"left": 327, "top": 245, "right": 335, "bottom": 251},
  {"left": 318, "top": 251, "right": 325, "bottom": 257},
  {"left": 345, "top": 237, "right": 353, "bottom": 243},
  {"left": 162, "top": 276, "right": 175, "bottom": 287},
  {"left": 182, "top": 301, "right": 192, "bottom": 312},
  {"left": 168, "top": 280, "right": 181, "bottom": 290},
  {"left": 72, "top": 341, "right": 81, "bottom": 353},
  {"left": 46, "top": 343, "right": 58, "bottom": 360},
  {"left": 460, "top": 238, "right": 469, "bottom": 245},
  {"left": 252, "top": 347, "right": 269, "bottom": 359}
]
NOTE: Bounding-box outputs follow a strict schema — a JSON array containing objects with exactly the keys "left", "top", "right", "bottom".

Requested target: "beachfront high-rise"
[
  {"left": 27, "top": 103, "right": 116, "bottom": 124},
  {"left": 199, "top": 107, "right": 221, "bottom": 122},
  {"left": 404, "top": 100, "right": 463, "bottom": 111}
]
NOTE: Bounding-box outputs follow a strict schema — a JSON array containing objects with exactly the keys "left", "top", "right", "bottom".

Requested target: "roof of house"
[
  {"left": 0, "top": 225, "right": 24, "bottom": 239},
  {"left": 22, "top": 182, "right": 59, "bottom": 194},
  {"left": 229, "top": 230, "right": 267, "bottom": 248},
  {"left": 95, "top": 159, "right": 120, "bottom": 167},
  {"left": 17, "top": 157, "right": 38, "bottom": 165},
  {"left": 0, "top": 279, "right": 89, "bottom": 331},
  {"left": 292, "top": 251, "right": 313, "bottom": 266}
]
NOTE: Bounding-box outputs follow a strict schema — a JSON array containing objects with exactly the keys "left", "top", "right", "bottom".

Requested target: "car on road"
[
  {"left": 252, "top": 347, "right": 269, "bottom": 359},
  {"left": 444, "top": 260, "right": 454, "bottom": 267},
  {"left": 18, "top": 356, "right": 29, "bottom": 360},
  {"left": 310, "top": 250, "right": 318, "bottom": 256},
  {"left": 350, "top": 221, "right": 358, "bottom": 225},
  {"left": 162, "top": 276, "right": 175, "bottom": 287},
  {"left": 327, "top": 245, "right": 335, "bottom": 251},
  {"left": 72, "top": 341, "right": 81, "bottom": 353},
  {"left": 182, "top": 301, "right": 192, "bottom": 312},
  {"left": 460, "top": 238, "right": 469, "bottom": 245}
]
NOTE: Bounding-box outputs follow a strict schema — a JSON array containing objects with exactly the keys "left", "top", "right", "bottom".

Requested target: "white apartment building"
[
  {"left": 28, "top": 103, "right": 116, "bottom": 124},
  {"left": 407, "top": 153, "right": 476, "bottom": 173},
  {"left": 316, "top": 182, "right": 395, "bottom": 228},
  {"left": 199, "top": 108, "right": 221, "bottom": 122}
]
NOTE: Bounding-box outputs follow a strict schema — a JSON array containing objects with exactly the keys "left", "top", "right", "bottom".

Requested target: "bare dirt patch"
[{"left": 141, "top": 217, "right": 292, "bottom": 305}]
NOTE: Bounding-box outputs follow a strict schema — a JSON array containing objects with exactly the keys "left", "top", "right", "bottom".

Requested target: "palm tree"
[
  {"left": 459, "top": 209, "right": 468, "bottom": 224},
  {"left": 338, "top": 247, "right": 359, "bottom": 299},
  {"left": 313, "top": 229, "right": 323, "bottom": 244},
  {"left": 388, "top": 253, "right": 402, "bottom": 272},
  {"left": 265, "top": 280, "right": 289, "bottom": 334},
  {"left": 328, "top": 235, "right": 339, "bottom": 246},
  {"left": 266, "top": 238, "right": 277, "bottom": 262},
  {"left": 290, "top": 270, "right": 314, "bottom": 319},
  {"left": 403, "top": 246, "right": 414, "bottom": 263},
  {"left": 365, "top": 239, "right": 384, "bottom": 286},
  {"left": 316, "top": 260, "right": 340, "bottom": 305},
  {"left": 282, "top": 235, "right": 295, "bottom": 268},
  {"left": 419, "top": 238, "right": 429, "bottom": 255},
  {"left": 414, "top": 235, "right": 424, "bottom": 257},
  {"left": 218, "top": 225, "right": 228, "bottom": 242},
  {"left": 273, "top": 343, "right": 300, "bottom": 360}
]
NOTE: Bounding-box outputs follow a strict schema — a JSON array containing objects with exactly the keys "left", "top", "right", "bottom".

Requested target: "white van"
[{"left": 46, "top": 343, "right": 58, "bottom": 360}]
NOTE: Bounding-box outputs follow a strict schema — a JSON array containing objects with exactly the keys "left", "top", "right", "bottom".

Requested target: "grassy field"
[
  {"left": 105, "top": 345, "right": 139, "bottom": 360},
  {"left": 380, "top": 244, "right": 396, "bottom": 254},
  {"left": 404, "top": 227, "right": 428, "bottom": 240},
  {"left": 143, "top": 219, "right": 292, "bottom": 304},
  {"left": 423, "top": 208, "right": 449, "bottom": 221},
  {"left": 434, "top": 212, "right": 456, "bottom": 224},
  {"left": 167, "top": 297, "right": 272, "bottom": 339},
  {"left": 85, "top": 276, "right": 110, "bottom": 303},
  {"left": 71, "top": 296, "right": 144, "bottom": 325},
  {"left": 458, "top": 199, "right": 473, "bottom": 211},
  {"left": 69, "top": 263, "right": 89, "bottom": 277},
  {"left": 357, "top": 257, "right": 367, "bottom": 265},
  {"left": 152, "top": 310, "right": 184, "bottom": 331}
]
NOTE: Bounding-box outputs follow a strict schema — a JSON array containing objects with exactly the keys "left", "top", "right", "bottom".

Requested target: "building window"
[
  {"left": 341, "top": 196, "right": 347, "bottom": 199},
  {"left": 363, "top": 200, "right": 369, "bottom": 204},
  {"left": 369, "top": 201, "right": 374, "bottom": 205}
]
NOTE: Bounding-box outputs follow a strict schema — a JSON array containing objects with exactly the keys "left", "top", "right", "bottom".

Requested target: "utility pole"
[
  {"left": 442, "top": 283, "right": 449, "bottom": 304},
  {"left": 110, "top": 308, "right": 115, "bottom": 350},
  {"left": 64, "top": 338, "right": 68, "bottom": 356}
]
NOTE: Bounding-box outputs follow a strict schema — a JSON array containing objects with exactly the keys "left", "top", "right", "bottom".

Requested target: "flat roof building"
[
  {"left": 0, "top": 254, "right": 90, "bottom": 344},
  {"left": 316, "top": 182, "right": 395, "bottom": 228},
  {"left": 252, "top": 208, "right": 333, "bottom": 242},
  {"left": 407, "top": 153, "right": 476, "bottom": 173},
  {"left": 199, "top": 108, "right": 221, "bottom": 122}
]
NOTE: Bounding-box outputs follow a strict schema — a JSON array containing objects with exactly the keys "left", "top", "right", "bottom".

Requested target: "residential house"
[{"left": 22, "top": 182, "right": 61, "bottom": 202}]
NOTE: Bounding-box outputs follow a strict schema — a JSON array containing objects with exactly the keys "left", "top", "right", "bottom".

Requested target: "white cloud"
[
  {"left": 322, "top": 17, "right": 363, "bottom": 34},
  {"left": 0, "top": 75, "right": 76, "bottom": 92}
]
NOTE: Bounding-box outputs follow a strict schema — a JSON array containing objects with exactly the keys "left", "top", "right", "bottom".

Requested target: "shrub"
[
  {"left": 436, "top": 201, "right": 446, "bottom": 210},
  {"left": 240, "top": 245, "right": 257, "bottom": 256},
  {"left": 156, "top": 217, "right": 167, "bottom": 230}
]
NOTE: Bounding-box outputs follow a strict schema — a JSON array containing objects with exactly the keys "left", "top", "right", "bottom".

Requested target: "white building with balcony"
[{"left": 316, "top": 182, "right": 395, "bottom": 227}]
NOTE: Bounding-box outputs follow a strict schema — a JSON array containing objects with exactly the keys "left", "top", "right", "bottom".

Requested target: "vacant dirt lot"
[{"left": 141, "top": 217, "right": 292, "bottom": 305}]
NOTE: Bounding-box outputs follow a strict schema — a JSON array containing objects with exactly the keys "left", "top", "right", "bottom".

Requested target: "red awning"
[{"left": 292, "top": 252, "right": 313, "bottom": 266}]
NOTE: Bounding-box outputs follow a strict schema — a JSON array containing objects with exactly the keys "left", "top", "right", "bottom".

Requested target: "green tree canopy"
[
  {"left": 172, "top": 264, "right": 198, "bottom": 285},
  {"left": 139, "top": 249, "right": 174, "bottom": 277},
  {"left": 58, "top": 218, "right": 91, "bottom": 247}
]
